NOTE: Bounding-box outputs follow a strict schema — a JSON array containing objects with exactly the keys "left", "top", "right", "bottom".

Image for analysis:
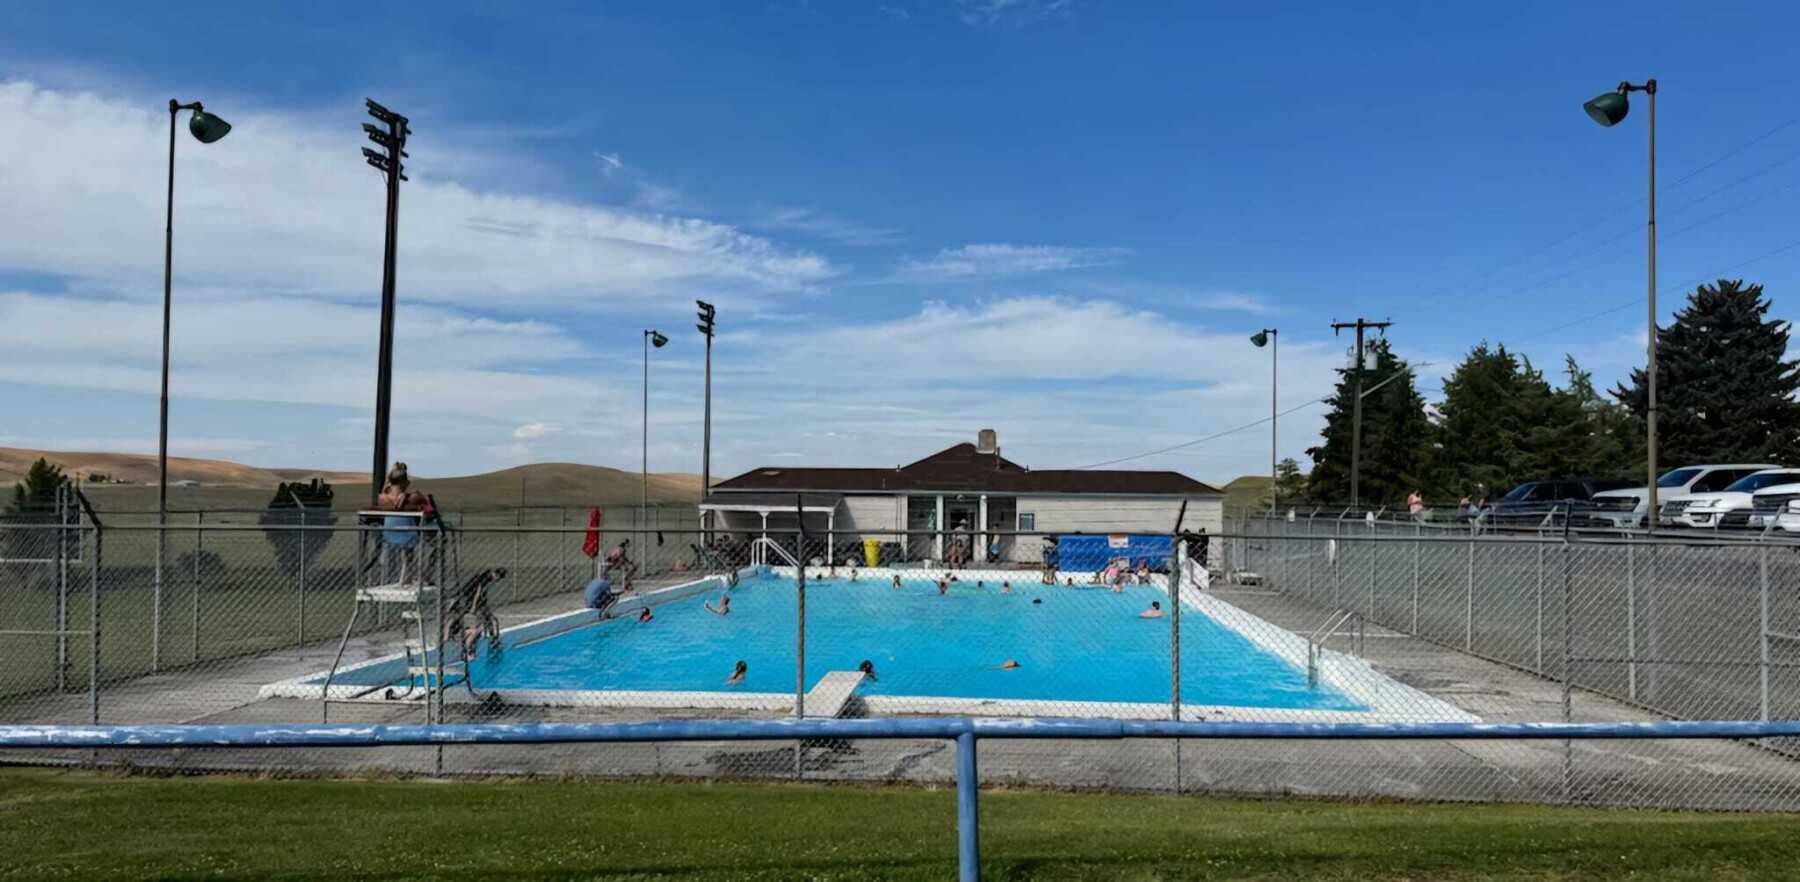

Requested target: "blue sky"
[{"left": 3, "top": 1, "right": 1799, "bottom": 483}]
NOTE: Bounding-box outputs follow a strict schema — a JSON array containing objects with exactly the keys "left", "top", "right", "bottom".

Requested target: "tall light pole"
[
  {"left": 1251, "top": 328, "right": 1278, "bottom": 514},
  {"left": 158, "top": 99, "right": 230, "bottom": 673},
  {"left": 695, "top": 301, "right": 716, "bottom": 526},
  {"left": 362, "top": 98, "right": 410, "bottom": 502},
  {"left": 642, "top": 329, "right": 668, "bottom": 522},
  {"left": 1585, "top": 79, "right": 1658, "bottom": 529}
]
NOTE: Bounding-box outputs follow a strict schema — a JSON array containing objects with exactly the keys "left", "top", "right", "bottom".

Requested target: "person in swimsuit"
[
  {"left": 858, "top": 659, "right": 878, "bottom": 681},
  {"left": 726, "top": 660, "right": 747, "bottom": 686},
  {"left": 637, "top": 607, "right": 654, "bottom": 623},
  {"left": 1000, "top": 582, "right": 1013, "bottom": 594},
  {"left": 996, "top": 660, "right": 1020, "bottom": 670},
  {"left": 1140, "top": 601, "right": 1165, "bottom": 619},
  {"left": 704, "top": 594, "right": 731, "bottom": 615},
  {"left": 892, "top": 574, "right": 902, "bottom": 590}
]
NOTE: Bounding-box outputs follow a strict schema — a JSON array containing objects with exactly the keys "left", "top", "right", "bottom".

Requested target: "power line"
[
  {"left": 1383, "top": 115, "right": 1800, "bottom": 315},
  {"left": 1067, "top": 397, "right": 1330, "bottom": 470}
]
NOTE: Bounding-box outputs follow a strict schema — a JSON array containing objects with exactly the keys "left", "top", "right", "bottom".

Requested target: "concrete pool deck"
[{"left": 5, "top": 579, "right": 1800, "bottom": 809}]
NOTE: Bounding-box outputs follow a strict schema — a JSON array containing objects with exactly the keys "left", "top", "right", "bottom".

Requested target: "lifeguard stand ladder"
[{"left": 319, "top": 511, "right": 464, "bottom": 723}]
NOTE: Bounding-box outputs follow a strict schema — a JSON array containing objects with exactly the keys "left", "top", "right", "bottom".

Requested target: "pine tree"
[
  {"left": 1305, "top": 337, "right": 1432, "bottom": 506},
  {"left": 6, "top": 458, "right": 67, "bottom": 515},
  {"left": 1273, "top": 457, "right": 1308, "bottom": 506},
  {"left": 259, "top": 479, "right": 338, "bottom": 575},
  {"left": 1434, "top": 342, "right": 1535, "bottom": 498},
  {"left": 1615, "top": 279, "right": 1800, "bottom": 464}
]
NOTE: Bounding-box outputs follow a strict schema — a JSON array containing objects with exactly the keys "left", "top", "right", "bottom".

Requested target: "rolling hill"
[{"left": 1, "top": 447, "right": 702, "bottom": 511}]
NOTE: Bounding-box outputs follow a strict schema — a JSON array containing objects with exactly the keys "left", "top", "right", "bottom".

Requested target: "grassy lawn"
[{"left": 1, "top": 769, "right": 1797, "bottom": 880}]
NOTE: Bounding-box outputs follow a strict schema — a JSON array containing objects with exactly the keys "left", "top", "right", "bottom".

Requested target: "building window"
[{"left": 1017, "top": 512, "right": 1035, "bottom": 531}]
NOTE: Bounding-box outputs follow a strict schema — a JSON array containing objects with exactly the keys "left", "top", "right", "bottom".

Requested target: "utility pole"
[
  {"left": 1331, "top": 318, "right": 1392, "bottom": 510},
  {"left": 363, "top": 98, "right": 410, "bottom": 503}
]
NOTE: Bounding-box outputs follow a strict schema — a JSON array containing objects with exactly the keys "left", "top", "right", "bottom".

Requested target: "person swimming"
[
  {"left": 858, "top": 659, "right": 878, "bottom": 682},
  {"left": 892, "top": 574, "right": 902, "bottom": 590},
  {"left": 937, "top": 577, "right": 949, "bottom": 596},
  {"left": 977, "top": 580, "right": 984, "bottom": 591},
  {"left": 726, "top": 660, "right": 747, "bottom": 686},
  {"left": 1031, "top": 598, "right": 1042, "bottom": 605},
  {"left": 996, "top": 660, "right": 1020, "bottom": 670},
  {"left": 1000, "top": 582, "right": 1013, "bottom": 594},
  {"left": 704, "top": 594, "right": 731, "bottom": 615},
  {"left": 1140, "top": 600, "right": 1165, "bottom": 619},
  {"left": 638, "top": 607, "right": 654, "bottom": 623}
]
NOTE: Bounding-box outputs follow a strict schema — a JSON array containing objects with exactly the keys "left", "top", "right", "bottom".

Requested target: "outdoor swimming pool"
[{"left": 442, "top": 574, "right": 1363, "bottom": 711}]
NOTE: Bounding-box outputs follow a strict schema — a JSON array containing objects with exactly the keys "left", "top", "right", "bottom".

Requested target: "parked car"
[
  {"left": 1752, "top": 480, "right": 1800, "bottom": 531},
  {"left": 1488, "top": 477, "right": 1637, "bottom": 527},
  {"left": 1584, "top": 464, "right": 1780, "bottom": 528},
  {"left": 1675, "top": 468, "right": 1800, "bottom": 529}
]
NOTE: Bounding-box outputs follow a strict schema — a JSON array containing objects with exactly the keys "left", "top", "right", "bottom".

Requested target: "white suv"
[
  {"left": 1587, "top": 464, "right": 1779, "bottom": 528},
  {"left": 1752, "top": 481, "right": 1800, "bottom": 531},
  {"left": 1679, "top": 468, "right": 1800, "bottom": 528}
]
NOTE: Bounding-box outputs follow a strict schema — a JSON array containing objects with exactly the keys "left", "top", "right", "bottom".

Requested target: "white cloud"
[
  {"left": 751, "top": 206, "right": 903, "bottom": 246},
  {"left": 895, "top": 243, "right": 1125, "bottom": 280},
  {"left": 511, "top": 422, "right": 562, "bottom": 440},
  {"left": 0, "top": 81, "right": 834, "bottom": 311},
  {"left": 593, "top": 151, "right": 624, "bottom": 173},
  {"left": 958, "top": 0, "right": 1072, "bottom": 26}
]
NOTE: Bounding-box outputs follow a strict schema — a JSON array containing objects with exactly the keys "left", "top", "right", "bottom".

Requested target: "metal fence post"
[
  {"left": 192, "top": 511, "right": 203, "bottom": 662},
  {"left": 296, "top": 508, "right": 307, "bottom": 648},
  {"left": 513, "top": 507, "right": 522, "bottom": 597},
  {"left": 89, "top": 517, "right": 101, "bottom": 727},
  {"left": 1535, "top": 543, "right": 1545, "bottom": 673},
  {"left": 562, "top": 508, "right": 572, "bottom": 590},
  {"left": 1411, "top": 523, "right": 1420, "bottom": 635},
  {"left": 1560, "top": 532, "right": 1573, "bottom": 802},
  {"left": 54, "top": 486, "right": 70, "bottom": 692},
  {"left": 1368, "top": 528, "right": 1378, "bottom": 622},
  {"left": 1331, "top": 518, "right": 1341, "bottom": 607},
  {"left": 957, "top": 731, "right": 980, "bottom": 882},
  {"left": 1761, "top": 544, "right": 1772, "bottom": 722},
  {"left": 1464, "top": 535, "right": 1474, "bottom": 652},
  {"left": 1626, "top": 543, "right": 1637, "bottom": 702}
]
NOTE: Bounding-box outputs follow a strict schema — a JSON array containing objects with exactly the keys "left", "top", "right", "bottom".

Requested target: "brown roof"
[{"left": 712, "top": 443, "right": 1218, "bottom": 497}]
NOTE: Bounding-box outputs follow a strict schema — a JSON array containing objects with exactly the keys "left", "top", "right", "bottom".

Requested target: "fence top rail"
[
  {"left": 7, "top": 718, "right": 1800, "bottom": 749},
  {"left": 9, "top": 520, "right": 1800, "bottom": 550}
]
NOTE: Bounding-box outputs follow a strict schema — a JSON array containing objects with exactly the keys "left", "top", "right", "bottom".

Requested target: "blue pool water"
[{"left": 438, "top": 575, "right": 1360, "bottom": 710}]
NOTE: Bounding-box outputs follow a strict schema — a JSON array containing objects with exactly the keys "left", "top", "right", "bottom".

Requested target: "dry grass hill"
[{"left": 1, "top": 447, "right": 702, "bottom": 512}]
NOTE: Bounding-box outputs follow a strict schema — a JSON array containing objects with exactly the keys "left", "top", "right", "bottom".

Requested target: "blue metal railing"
[{"left": 8, "top": 717, "right": 1800, "bottom": 882}]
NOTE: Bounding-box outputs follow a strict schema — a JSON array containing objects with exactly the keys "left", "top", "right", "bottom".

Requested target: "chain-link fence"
[{"left": 7, "top": 497, "right": 1800, "bottom": 810}]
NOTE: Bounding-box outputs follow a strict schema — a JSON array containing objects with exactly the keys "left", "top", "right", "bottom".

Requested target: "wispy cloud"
[
  {"left": 1193, "top": 292, "right": 1277, "bottom": 315},
  {"left": 512, "top": 422, "right": 562, "bottom": 440},
  {"left": 751, "top": 206, "right": 904, "bottom": 246},
  {"left": 0, "top": 81, "right": 833, "bottom": 311},
  {"left": 957, "top": 0, "right": 1072, "bottom": 27},
  {"left": 894, "top": 243, "right": 1126, "bottom": 280}
]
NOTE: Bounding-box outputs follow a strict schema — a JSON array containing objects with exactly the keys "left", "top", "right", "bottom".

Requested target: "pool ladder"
[
  {"left": 748, "top": 536, "right": 801, "bottom": 568},
  {"left": 1306, "top": 609, "right": 1364, "bottom": 688}
]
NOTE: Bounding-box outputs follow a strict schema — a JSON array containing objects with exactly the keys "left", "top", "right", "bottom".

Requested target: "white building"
[{"left": 702, "top": 430, "right": 1222, "bottom": 565}]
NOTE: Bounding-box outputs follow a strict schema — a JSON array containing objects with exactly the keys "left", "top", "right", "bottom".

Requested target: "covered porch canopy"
[{"left": 698, "top": 493, "right": 844, "bottom": 552}]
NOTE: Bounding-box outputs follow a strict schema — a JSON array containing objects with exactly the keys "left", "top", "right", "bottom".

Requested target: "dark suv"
[{"left": 1487, "top": 477, "right": 1637, "bottom": 527}]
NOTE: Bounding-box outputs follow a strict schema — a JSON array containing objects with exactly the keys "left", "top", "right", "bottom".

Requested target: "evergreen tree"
[
  {"left": 259, "top": 479, "right": 338, "bottom": 575},
  {"left": 1305, "top": 337, "right": 1432, "bottom": 506},
  {"left": 1272, "top": 457, "right": 1308, "bottom": 507},
  {"left": 1433, "top": 342, "right": 1535, "bottom": 498},
  {"left": 1555, "top": 356, "right": 1640, "bottom": 477},
  {"left": 1615, "top": 279, "right": 1800, "bottom": 464},
  {"left": 7, "top": 458, "right": 68, "bottom": 515}
]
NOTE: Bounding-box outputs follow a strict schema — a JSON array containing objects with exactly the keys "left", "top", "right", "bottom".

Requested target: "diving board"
[{"left": 803, "top": 671, "right": 867, "bottom": 718}]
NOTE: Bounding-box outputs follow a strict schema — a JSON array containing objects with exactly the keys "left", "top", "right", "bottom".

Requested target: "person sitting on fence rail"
[
  {"left": 584, "top": 576, "right": 619, "bottom": 618},
  {"left": 448, "top": 567, "right": 507, "bottom": 659}
]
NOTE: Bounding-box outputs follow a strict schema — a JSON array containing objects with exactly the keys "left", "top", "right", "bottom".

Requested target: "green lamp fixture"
[
  {"left": 1583, "top": 88, "right": 1631, "bottom": 127},
  {"left": 648, "top": 330, "right": 669, "bottom": 348},
  {"left": 1250, "top": 329, "right": 1271, "bottom": 348},
  {"left": 187, "top": 107, "right": 232, "bottom": 143}
]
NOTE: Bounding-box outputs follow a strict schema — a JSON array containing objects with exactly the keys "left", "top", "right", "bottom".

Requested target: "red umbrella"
[{"left": 581, "top": 507, "right": 603, "bottom": 559}]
